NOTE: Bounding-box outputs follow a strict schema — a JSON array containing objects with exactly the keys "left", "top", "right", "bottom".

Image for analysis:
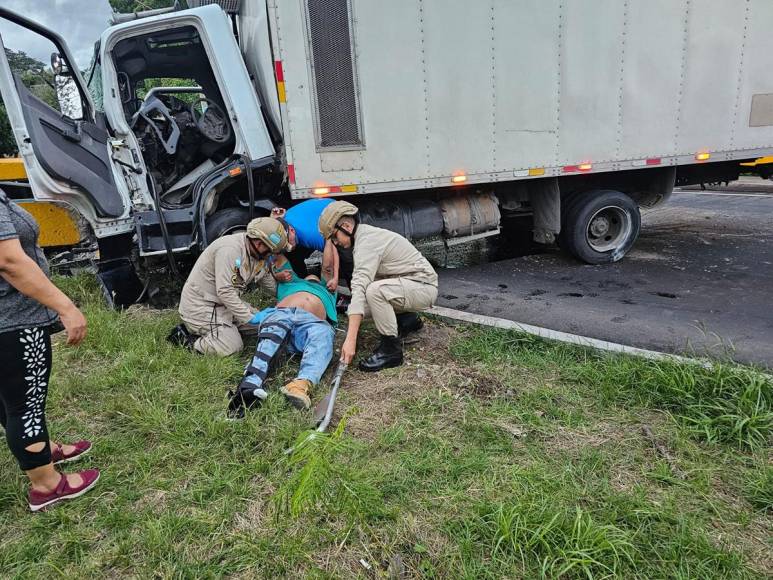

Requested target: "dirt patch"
[
  {"left": 710, "top": 515, "right": 773, "bottom": 577},
  {"left": 540, "top": 422, "right": 622, "bottom": 452},
  {"left": 337, "top": 322, "right": 510, "bottom": 439},
  {"left": 125, "top": 304, "right": 176, "bottom": 321},
  {"left": 134, "top": 488, "right": 169, "bottom": 513},
  {"left": 233, "top": 476, "right": 275, "bottom": 533},
  {"left": 308, "top": 512, "right": 454, "bottom": 578}
]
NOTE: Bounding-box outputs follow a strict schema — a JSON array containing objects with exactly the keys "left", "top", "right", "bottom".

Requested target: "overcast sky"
[{"left": 0, "top": 0, "right": 113, "bottom": 68}]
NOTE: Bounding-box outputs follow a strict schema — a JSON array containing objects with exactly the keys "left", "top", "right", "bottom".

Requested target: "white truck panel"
[
  {"left": 678, "top": 4, "right": 747, "bottom": 154},
  {"left": 355, "top": 0, "right": 426, "bottom": 180},
  {"left": 273, "top": 0, "right": 318, "bottom": 188},
  {"left": 271, "top": 0, "right": 773, "bottom": 197},
  {"left": 733, "top": 0, "right": 773, "bottom": 149},
  {"left": 619, "top": 0, "right": 686, "bottom": 159},
  {"left": 558, "top": 0, "right": 625, "bottom": 165},
  {"left": 239, "top": 0, "right": 281, "bottom": 131},
  {"left": 493, "top": 0, "right": 561, "bottom": 170},
  {"left": 424, "top": 0, "right": 494, "bottom": 176}
]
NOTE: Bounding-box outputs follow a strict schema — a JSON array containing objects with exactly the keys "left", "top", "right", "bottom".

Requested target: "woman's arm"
[{"left": 0, "top": 238, "right": 87, "bottom": 345}]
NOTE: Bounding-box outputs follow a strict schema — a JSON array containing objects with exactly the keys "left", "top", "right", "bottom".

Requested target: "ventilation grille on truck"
[{"left": 305, "top": 0, "right": 363, "bottom": 149}]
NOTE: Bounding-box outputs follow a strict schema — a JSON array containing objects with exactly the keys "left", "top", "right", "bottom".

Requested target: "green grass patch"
[
  {"left": 452, "top": 326, "right": 773, "bottom": 450},
  {"left": 744, "top": 461, "right": 773, "bottom": 512},
  {"left": 0, "top": 277, "right": 769, "bottom": 577}
]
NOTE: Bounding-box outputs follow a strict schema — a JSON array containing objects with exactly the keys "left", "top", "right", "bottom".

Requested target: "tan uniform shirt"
[
  {"left": 179, "top": 233, "right": 276, "bottom": 326},
  {"left": 348, "top": 224, "right": 438, "bottom": 317}
]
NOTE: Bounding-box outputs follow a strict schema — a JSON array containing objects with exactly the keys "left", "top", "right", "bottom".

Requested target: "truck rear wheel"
[{"left": 559, "top": 189, "right": 640, "bottom": 264}]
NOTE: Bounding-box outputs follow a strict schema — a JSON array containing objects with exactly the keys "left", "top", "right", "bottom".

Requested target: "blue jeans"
[{"left": 240, "top": 308, "right": 334, "bottom": 396}]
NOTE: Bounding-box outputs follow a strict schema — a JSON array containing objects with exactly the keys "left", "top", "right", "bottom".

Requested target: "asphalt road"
[{"left": 436, "top": 189, "right": 773, "bottom": 368}]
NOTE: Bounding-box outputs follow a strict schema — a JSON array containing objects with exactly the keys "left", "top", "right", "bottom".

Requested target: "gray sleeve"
[{"left": 0, "top": 202, "right": 19, "bottom": 241}]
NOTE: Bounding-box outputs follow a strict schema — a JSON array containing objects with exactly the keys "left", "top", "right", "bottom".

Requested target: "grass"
[
  {"left": 452, "top": 326, "right": 773, "bottom": 450},
  {"left": 0, "top": 274, "right": 770, "bottom": 578},
  {"left": 744, "top": 462, "right": 773, "bottom": 512}
]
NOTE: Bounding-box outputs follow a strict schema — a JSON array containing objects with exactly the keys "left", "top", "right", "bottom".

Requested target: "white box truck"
[{"left": 1, "top": 0, "right": 773, "bottom": 305}]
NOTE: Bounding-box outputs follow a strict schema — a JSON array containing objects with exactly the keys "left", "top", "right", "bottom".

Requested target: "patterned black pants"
[{"left": 0, "top": 326, "right": 52, "bottom": 470}]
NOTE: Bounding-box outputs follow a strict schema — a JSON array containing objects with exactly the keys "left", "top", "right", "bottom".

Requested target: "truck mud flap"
[{"left": 97, "top": 257, "right": 145, "bottom": 309}]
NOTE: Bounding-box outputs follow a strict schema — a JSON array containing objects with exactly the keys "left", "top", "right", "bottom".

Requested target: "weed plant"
[{"left": 274, "top": 414, "right": 385, "bottom": 521}]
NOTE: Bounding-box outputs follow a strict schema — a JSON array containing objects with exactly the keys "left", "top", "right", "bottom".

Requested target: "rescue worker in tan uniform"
[
  {"left": 318, "top": 201, "right": 438, "bottom": 371},
  {"left": 168, "top": 217, "right": 288, "bottom": 357}
]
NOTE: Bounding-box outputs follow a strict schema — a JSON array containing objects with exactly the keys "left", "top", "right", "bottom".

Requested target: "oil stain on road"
[{"left": 435, "top": 191, "right": 773, "bottom": 368}]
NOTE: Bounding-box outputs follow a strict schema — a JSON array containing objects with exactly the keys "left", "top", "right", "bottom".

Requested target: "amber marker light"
[
  {"left": 578, "top": 162, "right": 593, "bottom": 172},
  {"left": 451, "top": 174, "right": 467, "bottom": 184},
  {"left": 695, "top": 152, "right": 711, "bottom": 161},
  {"left": 313, "top": 187, "right": 331, "bottom": 196}
]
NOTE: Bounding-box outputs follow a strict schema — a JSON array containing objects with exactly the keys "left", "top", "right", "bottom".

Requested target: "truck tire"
[
  {"left": 205, "top": 207, "right": 255, "bottom": 242},
  {"left": 559, "top": 190, "right": 640, "bottom": 264}
]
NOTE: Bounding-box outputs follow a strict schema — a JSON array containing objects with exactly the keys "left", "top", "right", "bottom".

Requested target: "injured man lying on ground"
[{"left": 227, "top": 255, "right": 337, "bottom": 419}]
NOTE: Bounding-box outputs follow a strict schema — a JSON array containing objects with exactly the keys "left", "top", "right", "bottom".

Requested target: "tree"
[
  {"left": 108, "top": 0, "right": 184, "bottom": 13},
  {"left": 0, "top": 49, "right": 57, "bottom": 156},
  {"left": 0, "top": 103, "right": 16, "bottom": 157}
]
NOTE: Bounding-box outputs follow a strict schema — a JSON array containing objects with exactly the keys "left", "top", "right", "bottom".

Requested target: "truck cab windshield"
[{"left": 111, "top": 25, "right": 235, "bottom": 205}]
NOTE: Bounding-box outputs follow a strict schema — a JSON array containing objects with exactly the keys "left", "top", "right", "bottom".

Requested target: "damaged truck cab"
[{"left": 0, "top": 5, "right": 279, "bottom": 306}]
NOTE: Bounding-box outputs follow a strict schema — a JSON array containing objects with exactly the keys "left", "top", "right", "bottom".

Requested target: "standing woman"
[{"left": 0, "top": 189, "right": 99, "bottom": 511}]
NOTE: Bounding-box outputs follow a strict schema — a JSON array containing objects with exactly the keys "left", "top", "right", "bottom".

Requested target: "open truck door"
[
  {"left": 0, "top": 8, "right": 130, "bottom": 229},
  {"left": 0, "top": 8, "right": 144, "bottom": 308}
]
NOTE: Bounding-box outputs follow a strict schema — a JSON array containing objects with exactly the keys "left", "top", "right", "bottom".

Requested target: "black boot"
[
  {"left": 397, "top": 312, "right": 423, "bottom": 337},
  {"left": 166, "top": 323, "right": 198, "bottom": 350},
  {"left": 226, "top": 382, "right": 268, "bottom": 420},
  {"left": 359, "top": 335, "right": 403, "bottom": 372}
]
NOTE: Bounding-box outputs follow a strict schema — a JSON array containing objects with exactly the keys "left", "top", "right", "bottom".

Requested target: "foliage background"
[{"left": 0, "top": 0, "right": 180, "bottom": 156}]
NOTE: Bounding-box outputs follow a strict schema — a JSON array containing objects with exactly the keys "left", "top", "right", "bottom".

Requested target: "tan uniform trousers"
[
  {"left": 362, "top": 278, "right": 438, "bottom": 337},
  {"left": 181, "top": 306, "right": 257, "bottom": 357}
]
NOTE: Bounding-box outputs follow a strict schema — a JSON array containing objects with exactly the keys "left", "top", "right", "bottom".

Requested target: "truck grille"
[{"left": 306, "top": 0, "right": 363, "bottom": 149}]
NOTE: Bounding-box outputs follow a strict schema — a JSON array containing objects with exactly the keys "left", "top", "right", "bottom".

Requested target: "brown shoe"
[{"left": 281, "top": 379, "right": 312, "bottom": 410}]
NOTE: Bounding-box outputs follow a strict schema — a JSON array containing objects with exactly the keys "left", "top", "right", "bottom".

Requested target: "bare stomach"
[{"left": 277, "top": 291, "right": 326, "bottom": 321}]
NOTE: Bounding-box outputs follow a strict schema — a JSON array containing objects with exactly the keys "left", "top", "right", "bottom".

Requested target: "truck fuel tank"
[{"left": 357, "top": 191, "right": 500, "bottom": 242}]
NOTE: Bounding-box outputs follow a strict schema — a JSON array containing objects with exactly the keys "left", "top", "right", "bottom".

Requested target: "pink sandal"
[
  {"left": 28, "top": 469, "right": 100, "bottom": 512},
  {"left": 51, "top": 440, "right": 92, "bottom": 465}
]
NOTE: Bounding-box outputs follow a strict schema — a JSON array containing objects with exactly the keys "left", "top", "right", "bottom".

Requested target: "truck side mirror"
[
  {"left": 50, "top": 51, "right": 83, "bottom": 119},
  {"left": 50, "top": 52, "right": 70, "bottom": 77}
]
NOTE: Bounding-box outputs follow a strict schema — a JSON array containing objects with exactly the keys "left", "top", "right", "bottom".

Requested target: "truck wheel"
[
  {"left": 559, "top": 190, "right": 640, "bottom": 264},
  {"left": 205, "top": 207, "right": 254, "bottom": 241}
]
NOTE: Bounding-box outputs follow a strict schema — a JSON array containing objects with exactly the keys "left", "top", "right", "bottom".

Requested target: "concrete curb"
[{"left": 429, "top": 305, "right": 708, "bottom": 366}]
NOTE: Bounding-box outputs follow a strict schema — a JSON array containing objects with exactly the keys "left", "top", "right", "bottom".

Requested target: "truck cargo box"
[{"left": 262, "top": 0, "right": 773, "bottom": 198}]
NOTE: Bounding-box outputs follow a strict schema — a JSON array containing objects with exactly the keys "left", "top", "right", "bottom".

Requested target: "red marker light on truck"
[
  {"left": 312, "top": 185, "right": 354, "bottom": 195},
  {"left": 563, "top": 162, "right": 592, "bottom": 173},
  {"left": 275, "top": 61, "right": 287, "bottom": 103}
]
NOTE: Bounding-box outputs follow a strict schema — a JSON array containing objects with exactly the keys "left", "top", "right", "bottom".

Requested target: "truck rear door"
[{"left": 0, "top": 8, "right": 129, "bottom": 226}]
